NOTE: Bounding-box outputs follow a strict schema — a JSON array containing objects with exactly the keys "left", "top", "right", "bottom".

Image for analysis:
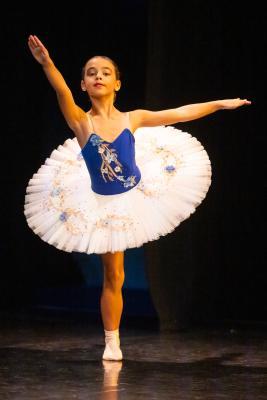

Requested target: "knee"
[{"left": 104, "top": 265, "right": 125, "bottom": 291}]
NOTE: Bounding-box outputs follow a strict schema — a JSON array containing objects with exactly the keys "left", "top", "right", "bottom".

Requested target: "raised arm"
[
  {"left": 28, "top": 35, "right": 86, "bottom": 132},
  {"left": 132, "top": 99, "right": 251, "bottom": 129}
]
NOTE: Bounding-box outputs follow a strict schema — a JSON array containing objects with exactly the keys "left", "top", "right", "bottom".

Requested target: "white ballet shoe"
[
  {"left": 102, "top": 329, "right": 123, "bottom": 361},
  {"left": 103, "top": 342, "right": 123, "bottom": 361}
]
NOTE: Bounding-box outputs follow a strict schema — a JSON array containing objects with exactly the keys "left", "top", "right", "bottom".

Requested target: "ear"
[
  {"left": 81, "top": 80, "right": 87, "bottom": 92},
  {"left": 115, "top": 80, "right": 121, "bottom": 91}
]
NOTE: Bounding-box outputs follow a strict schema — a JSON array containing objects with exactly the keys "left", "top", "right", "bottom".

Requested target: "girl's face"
[{"left": 81, "top": 57, "right": 121, "bottom": 100}]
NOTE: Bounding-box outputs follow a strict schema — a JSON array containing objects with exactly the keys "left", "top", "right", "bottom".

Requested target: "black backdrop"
[{"left": 1, "top": 1, "right": 266, "bottom": 327}]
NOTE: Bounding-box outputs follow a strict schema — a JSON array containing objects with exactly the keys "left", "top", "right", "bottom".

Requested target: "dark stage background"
[{"left": 1, "top": 1, "right": 266, "bottom": 329}]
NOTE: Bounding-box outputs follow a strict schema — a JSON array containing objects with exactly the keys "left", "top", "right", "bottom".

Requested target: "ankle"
[
  {"left": 104, "top": 328, "right": 119, "bottom": 337},
  {"left": 104, "top": 328, "right": 121, "bottom": 346}
]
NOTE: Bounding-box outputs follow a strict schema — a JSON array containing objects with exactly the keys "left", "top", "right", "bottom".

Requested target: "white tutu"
[{"left": 24, "top": 125, "right": 212, "bottom": 254}]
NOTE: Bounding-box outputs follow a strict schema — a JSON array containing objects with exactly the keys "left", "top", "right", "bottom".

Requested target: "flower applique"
[
  {"left": 90, "top": 134, "right": 137, "bottom": 188},
  {"left": 94, "top": 214, "right": 134, "bottom": 231},
  {"left": 165, "top": 165, "right": 176, "bottom": 173},
  {"left": 59, "top": 211, "right": 68, "bottom": 221},
  {"left": 77, "top": 152, "right": 83, "bottom": 160},
  {"left": 51, "top": 187, "right": 62, "bottom": 197}
]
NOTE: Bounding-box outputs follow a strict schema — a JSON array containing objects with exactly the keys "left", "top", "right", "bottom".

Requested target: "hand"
[
  {"left": 220, "top": 98, "right": 251, "bottom": 110},
  {"left": 28, "top": 35, "right": 51, "bottom": 66}
]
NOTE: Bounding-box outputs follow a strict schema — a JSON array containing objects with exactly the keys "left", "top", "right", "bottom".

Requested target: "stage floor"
[{"left": 0, "top": 314, "right": 266, "bottom": 399}]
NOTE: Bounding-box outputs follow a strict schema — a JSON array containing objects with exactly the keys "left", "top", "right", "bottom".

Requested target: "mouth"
[{"left": 94, "top": 83, "right": 104, "bottom": 87}]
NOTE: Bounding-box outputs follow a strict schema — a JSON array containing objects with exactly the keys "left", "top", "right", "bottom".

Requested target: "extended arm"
[
  {"left": 133, "top": 99, "right": 251, "bottom": 129},
  {"left": 28, "top": 35, "right": 86, "bottom": 131}
]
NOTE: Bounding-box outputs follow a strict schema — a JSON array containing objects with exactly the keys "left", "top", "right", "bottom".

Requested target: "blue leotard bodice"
[{"left": 81, "top": 122, "right": 141, "bottom": 195}]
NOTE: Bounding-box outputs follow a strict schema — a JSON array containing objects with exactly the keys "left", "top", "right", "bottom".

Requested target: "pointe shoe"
[
  {"left": 103, "top": 342, "right": 123, "bottom": 361},
  {"left": 103, "top": 329, "right": 123, "bottom": 361}
]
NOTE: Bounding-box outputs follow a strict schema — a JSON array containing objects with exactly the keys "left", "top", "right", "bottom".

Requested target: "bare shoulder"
[{"left": 128, "top": 109, "right": 147, "bottom": 132}]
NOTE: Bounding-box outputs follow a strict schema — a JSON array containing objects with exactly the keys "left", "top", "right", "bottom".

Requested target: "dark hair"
[{"left": 81, "top": 55, "right": 121, "bottom": 103}]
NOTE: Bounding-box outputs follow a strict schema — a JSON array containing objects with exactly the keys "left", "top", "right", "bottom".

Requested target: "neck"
[{"left": 89, "top": 97, "right": 118, "bottom": 119}]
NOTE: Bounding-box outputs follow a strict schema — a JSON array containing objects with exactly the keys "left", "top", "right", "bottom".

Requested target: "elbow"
[
  {"left": 174, "top": 109, "right": 187, "bottom": 122},
  {"left": 56, "top": 87, "right": 72, "bottom": 98}
]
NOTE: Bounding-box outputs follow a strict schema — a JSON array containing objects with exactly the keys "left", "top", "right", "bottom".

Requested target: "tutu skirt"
[{"left": 24, "top": 125, "right": 212, "bottom": 254}]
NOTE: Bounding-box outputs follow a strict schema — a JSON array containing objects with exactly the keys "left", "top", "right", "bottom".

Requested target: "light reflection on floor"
[{"left": 0, "top": 315, "right": 267, "bottom": 399}]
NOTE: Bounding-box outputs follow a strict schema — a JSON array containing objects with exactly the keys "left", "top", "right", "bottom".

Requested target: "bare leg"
[{"left": 100, "top": 251, "right": 125, "bottom": 331}]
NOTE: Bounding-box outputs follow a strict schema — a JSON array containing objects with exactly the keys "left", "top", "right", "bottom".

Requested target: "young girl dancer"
[{"left": 25, "top": 35, "right": 251, "bottom": 361}]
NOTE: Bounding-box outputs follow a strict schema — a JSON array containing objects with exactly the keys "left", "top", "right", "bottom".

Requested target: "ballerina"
[{"left": 25, "top": 34, "right": 251, "bottom": 360}]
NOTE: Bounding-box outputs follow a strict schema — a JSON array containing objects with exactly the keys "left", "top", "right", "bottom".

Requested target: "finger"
[
  {"left": 28, "top": 35, "right": 38, "bottom": 50},
  {"left": 28, "top": 35, "right": 34, "bottom": 45},
  {"left": 28, "top": 38, "right": 36, "bottom": 51},
  {"left": 28, "top": 34, "right": 35, "bottom": 42},
  {"left": 241, "top": 99, "right": 251, "bottom": 105},
  {"left": 31, "top": 35, "right": 39, "bottom": 47},
  {"left": 34, "top": 35, "right": 45, "bottom": 48}
]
